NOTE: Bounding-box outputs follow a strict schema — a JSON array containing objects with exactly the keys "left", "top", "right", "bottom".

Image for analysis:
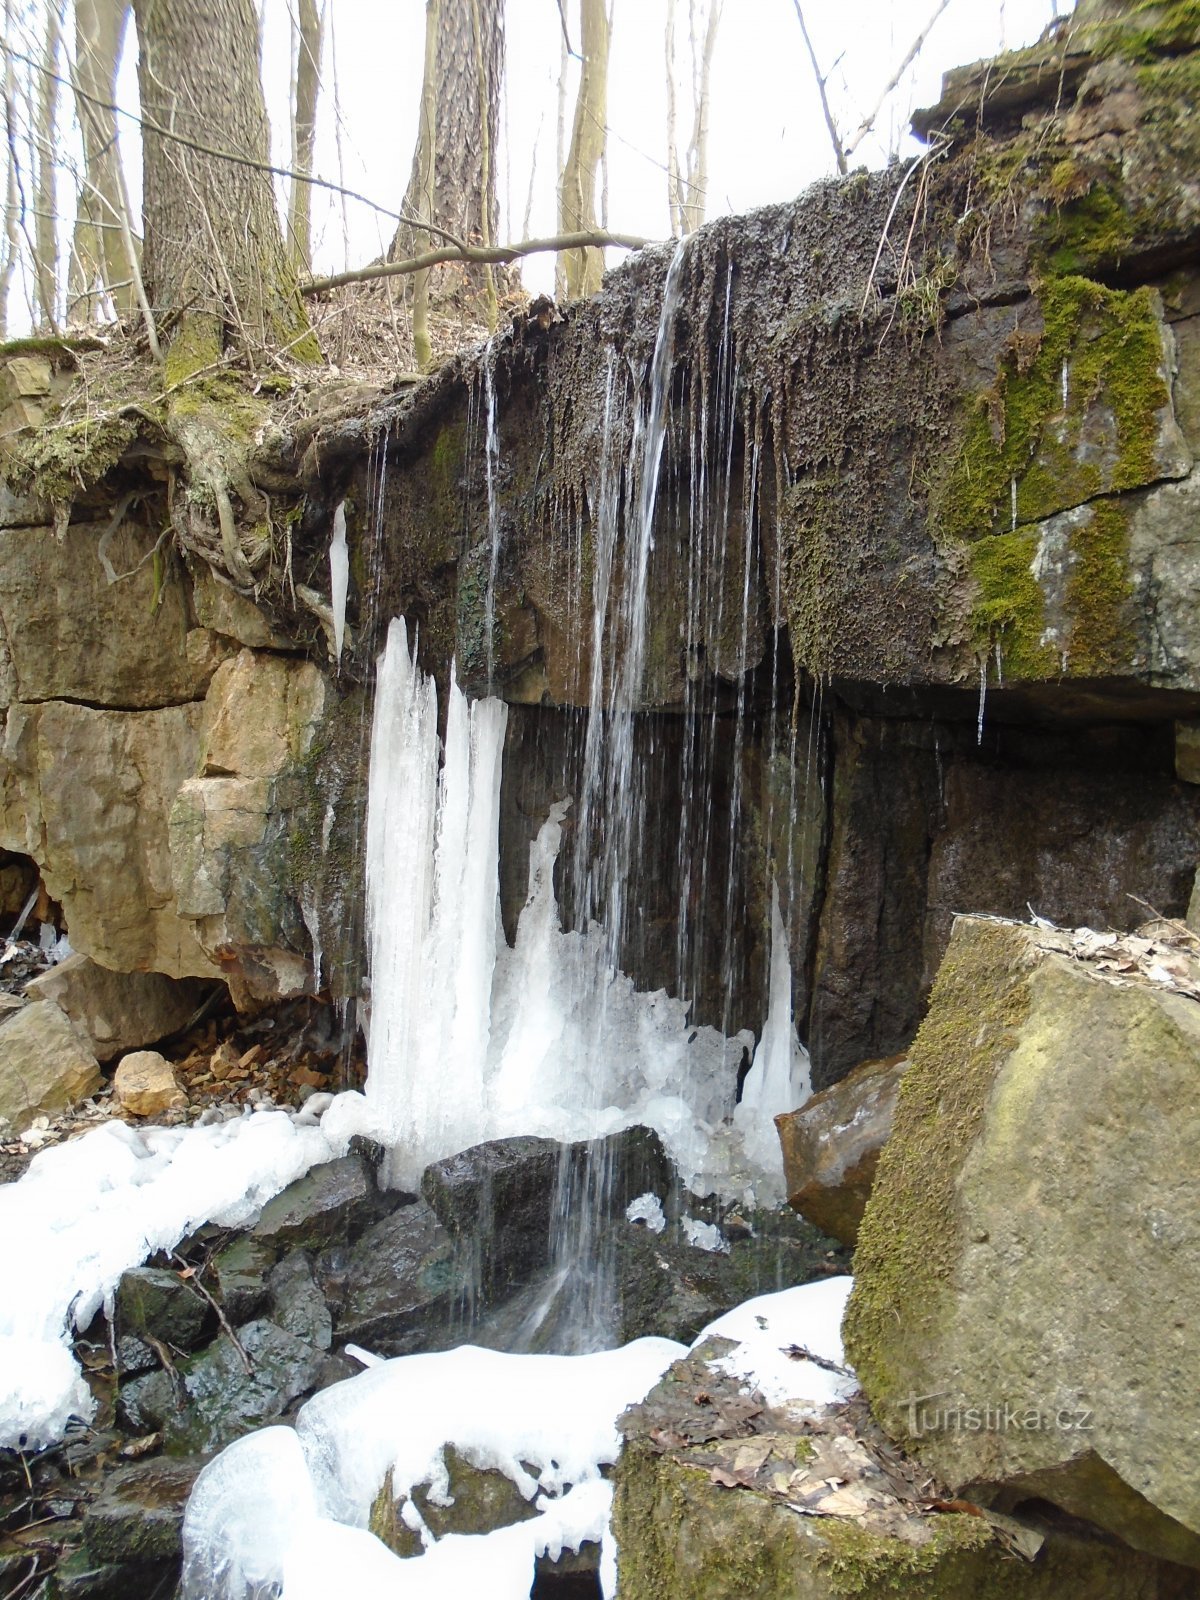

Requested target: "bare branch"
[
  {"left": 0, "top": 39, "right": 461, "bottom": 244},
  {"left": 791, "top": 0, "right": 847, "bottom": 177},
  {"left": 303, "top": 228, "right": 651, "bottom": 297},
  {"left": 844, "top": 0, "right": 954, "bottom": 159}
]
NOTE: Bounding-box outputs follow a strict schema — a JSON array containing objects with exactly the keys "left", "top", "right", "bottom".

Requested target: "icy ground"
[
  {"left": 0, "top": 1111, "right": 335, "bottom": 1448},
  {"left": 179, "top": 1278, "right": 855, "bottom": 1600}
]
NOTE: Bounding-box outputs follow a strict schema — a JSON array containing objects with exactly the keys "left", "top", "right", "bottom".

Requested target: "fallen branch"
[{"left": 302, "top": 228, "right": 652, "bottom": 296}]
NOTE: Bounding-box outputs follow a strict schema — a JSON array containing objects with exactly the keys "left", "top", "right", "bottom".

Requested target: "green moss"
[
  {"left": 2, "top": 407, "right": 137, "bottom": 504},
  {"left": 817, "top": 1513, "right": 993, "bottom": 1597},
  {"left": 1037, "top": 184, "right": 1134, "bottom": 276},
  {"left": 1090, "top": 0, "right": 1200, "bottom": 61},
  {"left": 1063, "top": 497, "right": 1136, "bottom": 675},
  {"left": 968, "top": 527, "right": 1056, "bottom": 678},
  {"left": 935, "top": 276, "right": 1169, "bottom": 546},
  {"left": 843, "top": 921, "right": 1035, "bottom": 1423}
]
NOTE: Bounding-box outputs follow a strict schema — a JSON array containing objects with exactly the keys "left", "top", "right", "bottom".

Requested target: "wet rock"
[
  {"left": 372, "top": 1446, "right": 538, "bottom": 1557},
  {"left": 54, "top": 1546, "right": 164, "bottom": 1600},
  {"left": 24, "top": 954, "right": 209, "bottom": 1064},
  {"left": 210, "top": 1236, "right": 276, "bottom": 1324},
  {"left": 845, "top": 916, "right": 1200, "bottom": 1570},
  {"left": 776, "top": 1055, "right": 907, "bottom": 1246},
  {"left": 421, "top": 1135, "right": 562, "bottom": 1301},
  {"left": 81, "top": 1455, "right": 204, "bottom": 1564},
  {"left": 267, "top": 1250, "right": 332, "bottom": 1350},
  {"left": 251, "top": 1152, "right": 381, "bottom": 1251},
  {"left": 115, "top": 1266, "right": 213, "bottom": 1352},
  {"left": 112, "top": 1050, "right": 187, "bottom": 1117},
  {"left": 0, "top": 997, "right": 101, "bottom": 1130},
  {"left": 326, "top": 1200, "right": 463, "bottom": 1355},
  {"left": 119, "top": 1319, "right": 326, "bottom": 1455}
]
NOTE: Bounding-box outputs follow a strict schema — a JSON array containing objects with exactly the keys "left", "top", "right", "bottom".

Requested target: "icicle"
[
  {"left": 1010, "top": 476, "right": 1018, "bottom": 532},
  {"left": 734, "top": 884, "right": 811, "bottom": 1176},
  {"left": 1061, "top": 358, "right": 1069, "bottom": 412},
  {"left": 329, "top": 501, "right": 348, "bottom": 667},
  {"left": 977, "top": 656, "right": 988, "bottom": 745}
]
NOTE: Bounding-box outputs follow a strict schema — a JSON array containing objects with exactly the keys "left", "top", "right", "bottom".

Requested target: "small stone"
[{"left": 113, "top": 1051, "right": 187, "bottom": 1117}]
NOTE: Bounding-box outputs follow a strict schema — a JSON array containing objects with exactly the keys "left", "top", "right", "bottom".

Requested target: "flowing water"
[{"left": 349, "top": 241, "right": 815, "bottom": 1346}]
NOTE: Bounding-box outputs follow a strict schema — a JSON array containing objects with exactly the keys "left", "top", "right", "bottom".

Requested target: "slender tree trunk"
[
  {"left": 680, "top": 0, "right": 720, "bottom": 234},
  {"left": 70, "top": 0, "right": 138, "bottom": 323},
  {"left": 33, "top": 0, "right": 63, "bottom": 329},
  {"left": 390, "top": 0, "right": 504, "bottom": 364},
  {"left": 665, "top": 0, "right": 684, "bottom": 236},
  {"left": 557, "top": 0, "right": 610, "bottom": 300},
  {"left": 133, "top": 0, "right": 317, "bottom": 376},
  {"left": 287, "top": 0, "right": 323, "bottom": 273}
]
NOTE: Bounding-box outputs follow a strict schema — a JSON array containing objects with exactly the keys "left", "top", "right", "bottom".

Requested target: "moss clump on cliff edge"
[
  {"left": 934, "top": 276, "right": 1171, "bottom": 545},
  {"left": 842, "top": 920, "right": 1035, "bottom": 1426}
]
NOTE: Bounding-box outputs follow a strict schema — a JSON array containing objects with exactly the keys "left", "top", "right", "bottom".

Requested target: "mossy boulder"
[{"left": 844, "top": 916, "right": 1200, "bottom": 1568}]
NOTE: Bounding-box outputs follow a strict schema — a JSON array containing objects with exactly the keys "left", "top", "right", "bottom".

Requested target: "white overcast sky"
[
  {"left": 3, "top": 0, "right": 1069, "bottom": 328},
  {"left": 253, "top": 0, "right": 1069, "bottom": 294}
]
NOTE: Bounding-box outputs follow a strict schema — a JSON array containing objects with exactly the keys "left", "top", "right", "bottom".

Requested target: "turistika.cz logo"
[{"left": 902, "top": 1393, "right": 1095, "bottom": 1438}]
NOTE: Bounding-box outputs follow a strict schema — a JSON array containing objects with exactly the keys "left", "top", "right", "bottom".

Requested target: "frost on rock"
[
  {"left": 680, "top": 1217, "right": 729, "bottom": 1254},
  {"left": 181, "top": 1337, "right": 684, "bottom": 1600},
  {"left": 625, "top": 1192, "right": 667, "bottom": 1233},
  {"left": 0, "top": 1112, "right": 335, "bottom": 1448}
]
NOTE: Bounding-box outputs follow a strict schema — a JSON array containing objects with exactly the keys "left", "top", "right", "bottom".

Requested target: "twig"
[
  {"left": 859, "top": 139, "right": 950, "bottom": 316},
  {"left": 791, "top": 0, "right": 847, "bottom": 176},
  {"left": 303, "top": 228, "right": 651, "bottom": 296},
  {"left": 844, "top": 0, "right": 954, "bottom": 159},
  {"left": 171, "top": 1251, "right": 254, "bottom": 1375}
]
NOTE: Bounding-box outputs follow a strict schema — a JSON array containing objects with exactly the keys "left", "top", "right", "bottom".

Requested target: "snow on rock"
[
  {"left": 181, "top": 1337, "right": 684, "bottom": 1600},
  {"left": 0, "top": 1112, "right": 335, "bottom": 1448},
  {"left": 694, "top": 1276, "right": 856, "bottom": 1410}
]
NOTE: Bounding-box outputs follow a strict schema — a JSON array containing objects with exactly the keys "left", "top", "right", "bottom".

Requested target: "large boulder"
[
  {"left": 776, "top": 1054, "right": 907, "bottom": 1246},
  {"left": 0, "top": 998, "right": 101, "bottom": 1130},
  {"left": 613, "top": 1287, "right": 1187, "bottom": 1599},
  {"left": 844, "top": 916, "right": 1200, "bottom": 1569},
  {"left": 24, "top": 953, "right": 209, "bottom": 1063}
]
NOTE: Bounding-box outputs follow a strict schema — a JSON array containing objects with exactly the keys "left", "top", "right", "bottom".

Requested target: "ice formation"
[
  {"left": 0, "top": 1112, "right": 335, "bottom": 1448},
  {"left": 625, "top": 1192, "right": 667, "bottom": 1233},
  {"left": 329, "top": 499, "right": 349, "bottom": 665},
  {"left": 326, "top": 617, "right": 809, "bottom": 1198},
  {"left": 180, "top": 1337, "right": 684, "bottom": 1600}
]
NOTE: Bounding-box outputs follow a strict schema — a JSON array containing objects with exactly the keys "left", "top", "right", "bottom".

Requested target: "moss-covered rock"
[{"left": 844, "top": 916, "right": 1200, "bottom": 1569}]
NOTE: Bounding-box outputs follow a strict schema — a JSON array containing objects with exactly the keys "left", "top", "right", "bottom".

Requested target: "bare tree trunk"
[
  {"left": 390, "top": 0, "right": 504, "bottom": 364},
  {"left": 557, "top": 0, "right": 610, "bottom": 300},
  {"left": 680, "top": 0, "right": 720, "bottom": 234},
  {"left": 665, "top": 0, "right": 684, "bottom": 236},
  {"left": 0, "top": 10, "right": 20, "bottom": 340},
  {"left": 132, "top": 0, "right": 318, "bottom": 591},
  {"left": 70, "top": 0, "right": 138, "bottom": 323},
  {"left": 287, "top": 0, "right": 323, "bottom": 273},
  {"left": 33, "top": 0, "right": 63, "bottom": 329},
  {"left": 133, "top": 0, "right": 317, "bottom": 375}
]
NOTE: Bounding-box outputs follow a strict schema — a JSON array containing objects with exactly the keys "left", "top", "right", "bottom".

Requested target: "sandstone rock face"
[
  {"left": 776, "top": 1055, "right": 907, "bottom": 1246},
  {"left": 0, "top": 697, "right": 215, "bottom": 978},
  {"left": 0, "top": 999, "right": 101, "bottom": 1130},
  {"left": 169, "top": 649, "right": 328, "bottom": 1004},
  {"left": 113, "top": 1051, "right": 186, "bottom": 1117},
  {"left": 844, "top": 917, "right": 1200, "bottom": 1569},
  {"left": 25, "top": 953, "right": 208, "bottom": 1062},
  {"left": 0, "top": 518, "right": 224, "bottom": 708}
]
